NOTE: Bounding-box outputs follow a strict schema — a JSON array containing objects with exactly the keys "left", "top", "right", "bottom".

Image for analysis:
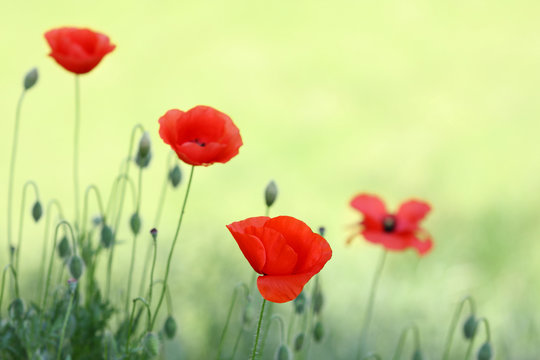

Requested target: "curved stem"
[
  {"left": 251, "top": 299, "right": 267, "bottom": 360},
  {"left": 81, "top": 185, "right": 106, "bottom": 238},
  {"left": 464, "top": 317, "right": 491, "bottom": 360},
  {"left": 150, "top": 166, "right": 195, "bottom": 329},
  {"left": 38, "top": 200, "right": 64, "bottom": 303},
  {"left": 126, "top": 297, "right": 152, "bottom": 355},
  {"left": 125, "top": 168, "right": 143, "bottom": 314},
  {"left": 15, "top": 180, "right": 40, "bottom": 274},
  {"left": 73, "top": 75, "right": 81, "bottom": 230},
  {"left": 7, "top": 91, "right": 26, "bottom": 264},
  {"left": 392, "top": 324, "right": 421, "bottom": 360},
  {"left": 0, "top": 265, "right": 20, "bottom": 312},
  {"left": 271, "top": 314, "right": 286, "bottom": 345},
  {"left": 357, "top": 249, "right": 388, "bottom": 359},
  {"left": 442, "top": 295, "right": 476, "bottom": 360},
  {"left": 216, "top": 283, "right": 249, "bottom": 359},
  {"left": 57, "top": 281, "right": 77, "bottom": 360}
]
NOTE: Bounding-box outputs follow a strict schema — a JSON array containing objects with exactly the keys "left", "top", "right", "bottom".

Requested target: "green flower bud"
[
  {"left": 100, "top": 224, "right": 114, "bottom": 248},
  {"left": 57, "top": 235, "right": 71, "bottom": 258},
  {"left": 130, "top": 213, "right": 141, "bottom": 235},
  {"left": 8, "top": 298, "right": 25, "bottom": 320},
  {"left": 142, "top": 332, "right": 160, "bottom": 358},
  {"left": 463, "top": 315, "right": 478, "bottom": 340},
  {"left": 150, "top": 228, "right": 158, "bottom": 240},
  {"left": 275, "top": 344, "right": 291, "bottom": 360},
  {"left": 68, "top": 255, "right": 84, "bottom": 280},
  {"left": 32, "top": 201, "right": 43, "bottom": 222},
  {"left": 294, "top": 333, "right": 305, "bottom": 352},
  {"left": 265, "top": 180, "right": 278, "bottom": 207},
  {"left": 313, "top": 291, "right": 324, "bottom": 314},
  {"left": 313, "top": 320, "right": 324, "bottom": 342},
  {"left": 477, "top": 342, "right": 493, "bottom": 360},
  {"left": 24, "top": 67, "right": 38, "bottom": 90},
  {"left": 163, "top": 316, "right": 177, "bottom": 339},
  {"left": 294, "top": 291, "right": 306, "bottom": 314},
  {"left": 169, "top": 165, "right": 182, "bottom": 188},
  {"left": 412, "top": 349, "right": 424, "bottom": 360},
  {"left": 135, "top": 132, "right": 152, "bottom": 168}
]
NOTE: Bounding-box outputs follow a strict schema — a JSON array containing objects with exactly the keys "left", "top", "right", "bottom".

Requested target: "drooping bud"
[
  {"left": 412, "top": 349, "right": 424, "bottom": 360},
  {"left": 100, "top": 225, "right": 114, "bottom": 248},
  {"left": 318, "top": 227, "right": 326, "bottom": 237},
  {"left": 313, "top": 320, "right": 324, "bottom": 342},
  {"left": 135, "top": 132, "right": 152, "bottom": 168},
  {"left": 169, "top": 165, "right": 182, "bottom": 188},
  {"left": 477, "top": 342, "right": 493, "bottom": 360},
  {"left": 163, "top": 316, "right": 177, "bottom": 339},
  {"left": 313, "top": 291, "right": 324, "bottom": 314},
  {"left": 9, "top": 298, "right": 25, "bottom": 320},
  {"left": 142, "top": 332, "right": 160, "bottom": 358},
  {"left": 463, "top": 315, "right": 478, "bottom": 340},
  {"left": 294, "top": 291, "right": 306, "bottom": 314},
  {"left": 32, "top": 201, "right": 43, "bottom": 222},
  {"left": 68, "top": 255, "right": 84, "bottom": 280},
  {"left": 130, "top": 212, "right": 141, "bottom": 235},
  {"left": 150, "top": 228, "right": 158, "bottom": 241},
  {"left": 57, "top": 235, "right": 71, "bottom": 258},
  {"left": 265, "top": 180, "right": 278, "bottom": 207},
  {"left": 23, "top": 67, "right": 38, "bottom": 90},
  {"left": 294, "top": 333, "right": 305, "bottom": 352},
  {"left": 275, "top": 344, "right": 291, "bottom": 360}
]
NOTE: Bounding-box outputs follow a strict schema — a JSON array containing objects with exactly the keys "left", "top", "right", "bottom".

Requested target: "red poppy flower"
[
  {"left": 158, "top": 105, "right": 242, "bottom": 166},
  {"left": 44, "top": 27, "right": 115, "bottom": 74},
  {"left": 349, "top": 194, "right": 433, "bottom": 255},
  {"left": 227, "top": 216, "right": 332, "bottom": 303}
]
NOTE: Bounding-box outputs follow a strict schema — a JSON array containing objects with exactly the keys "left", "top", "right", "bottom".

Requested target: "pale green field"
[{"left": 1, "top": 0, "right": 540, "bottom": 359}]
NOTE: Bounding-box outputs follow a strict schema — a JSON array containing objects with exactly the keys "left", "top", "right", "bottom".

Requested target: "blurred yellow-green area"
[{"left": 1, "top": 0, "right": 540, "bottom": 359}]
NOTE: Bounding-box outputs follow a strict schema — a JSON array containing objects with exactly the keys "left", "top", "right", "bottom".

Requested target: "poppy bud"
[
  {"left": 135, "top": 132, "right": 152, "bottom": 168},
  {"left": 318, "top": 227, "right": 326, "bottom": 237},
  {"left": 313, "top": 320, "right": 324, "bottom": 342},
  {"left": 57, "top": 235, "right": 71, "bottom": 258},
  {"left": 67, "top": 278, "right": 78, "bottom": 294},
  {"left": 130, "top": 213, "right": 141, "bottom": 235},
  {"left": 412, "top": 349, "right": 424, "bottom": 360},
  {"left": 150, "top": 228, "right": 158, "bottom": 241},
  {"left": 32, "top": 201, "right": 43, "bottom": 222},
  {"left": 163, "top": 315, "right": 177, "bottom": 339},
  {"left": 293, "top": 291, "right": 306, "bottom": 314},
  {"left": 275, "top": 344, "right": 291, "bottom": 360},
  {"left": 142, "top": 332, "right": 160, "bottom": 357},
  {"left": 169, "top": 165, "right": 182, "bottom": 188},
  {"left": 294, "top": 333, "right": 305, "bottom": 352},
  {"left": 100, "top": 225, "right": 114, "bottom": 248},
  {"left": 9, "top": 298, "right": 25, "bottom": 320},
  {"left": 463, "top": 315, "right": 478, "bottom": 340},
  {"left": 477, "top": 342, "right": 493, "bottom": 360},
  {"left": 68, "top": 255, "right": 84, "bottom": 279},
  {"left": 265, "top": 180, "right": 278, "bottom": 207},
  {"left": 23, "top": 67, "right": 38, "bottom": 90},
  {"left": 313, "top": 291, "right": 324, "bottom": 314},
  {"left": 92, "top": 215, "right": 103, "bottom": 226}
]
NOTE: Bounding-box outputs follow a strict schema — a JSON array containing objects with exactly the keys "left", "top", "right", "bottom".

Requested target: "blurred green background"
[{"left": 1, "top": 0, "right": 540, "bottom": 359}]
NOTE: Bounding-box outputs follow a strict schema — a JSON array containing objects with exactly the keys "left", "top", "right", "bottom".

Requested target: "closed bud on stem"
[
  {"left": 318, "top": 227, "right": 326, "bottom": 237},
  {"left": 9, "top": 298, "right": 25, "bottom": 320},
  {"left": 135, "top": 132, "right": 152, "bottom": 168},
  {"left": 275, "top": 344, "right": 291, "bottom": 360},
  {"left": 169, "top": 165, "right": 182, "bottom": 188},
  {"left": 150, "top": 228, "right": 158, "bottom": 241},
  {"left": 32, "top": 201, "right": 43, "bottom": 222},
  {"left": 294, "top": 291, "right": 306, "bottom": 314},
  {"left": 313, "top": 291, "right": 324, "bottom": 314},
  {"left": 265, "top": 180, "right": 278, "bottom": 207},
  {"left": 294, "top": 333, "right": 305, "bottom": 352},
  {"left": 130, "top": 212, "right": 141, "bottom": 235},
  {"left": 23, "top": 67, "right": 38, "bottom": 90},
  {"left": 100, "top": 225, "right": 114, "bottom": 248},
  {"left": 463, "top": 315, "right": 478, "bottom": 340},
  {"left": 477, "top": 342, "right": 493, "bottom": 360},
  {"left": 57, "top": 235, "right": 71, "bottom": 258},
  {"left": 142, "top": 332, "right": 160, "bottom": 358},
  {"left": 412, "top": 349, "right": 424, "bottom": 360},
  {"left": 68, "top": 255, "right": 84, "bottom": 279},
  {"left": 313, "top": 320, "right": 324, "bottom": 342},
  {"left": 163, "top": 315, "right": 177, "bottom": 339}
]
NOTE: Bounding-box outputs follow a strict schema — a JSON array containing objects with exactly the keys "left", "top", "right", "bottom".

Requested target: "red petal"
[
  {"left": 350, "top": 194, "right": 387, "bottom": 230},
  {"left": 175, "top": 142, "right": 226, "bottom": 166},
  {"left": 226, "top": 226, "right": 266, "bottom": 273},
  {"left": 158, "top": 109, "right": 182, "bottom": 147},
  {"left": 254, "top": 227, "right": 297, "bottom": 275},
  {"left": 408, "top": 234, "right": 433, "bottom": 255},
  {"left": 264, "top": 216, "right": 315, "bottom": 266},
  {"left": 362, "top": 231, "right": 409, "bottom": 251},
  {"left": 175, "top": 105, "right": 226, "bottom": 144},
  {"left": 396, "top": 200, "right": 431, "bottom": 232},
  {"left": 257, "top": 273, "right": 313, "bottom": 303}
]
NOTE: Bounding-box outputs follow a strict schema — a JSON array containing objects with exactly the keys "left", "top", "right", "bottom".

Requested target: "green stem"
[
  {"left": 357, "top": 249, "right": 388, "bottom": 359},
  {"left": 231, "top": 326, "right": 244, "bottom": 360},
  {"left": 73, "top": 75, "right": 81, "bottom": 230},
  {"left": 125, "top": 168, "right": 143, "bottom": 314},
  {"left": 38, "top": 200, "right": 64, "bottom": 303},
  {"left": 15, "top": 180, "right": 40, "bottom": 274},
  {"left": 81, "top": 185, "right": 106, "bottom": 238},
  {"left": 0, "top": 265, "right": 19, "bottom": 312},
  {"left": 251, "top": 299, "right": 267, "bottom": 360},
  {"left": 7, "top": 91, "right": 26, "bottom": 264},
  {"left": 216, "top": 283, "right": 249, "bottom": 359},
  {"left": 464, "top": 317, "right": 491, "bottom": 360},
  {"left": 271, "top": 314, "right": 286, "bottom": 344},
  {"left": 148, "top": 236, "right": 158, "bottom": 307},
  {"left": 286, "top": 308, "right": 296, "bottom": 345},
  {"left": 126, "top": 297, "right": 152, "bottom": 355},
  {"left": 57, "top": 282, "right": 77, "bottom": 360},
  {"left": 150, "top": 166, "right": 195, "bottom": 329},
  {"left": 392, "top": 324, "right": 421, "bottom": 360},
  {"left": 442, "top": 296, "right": 476, "bottom": 360}
]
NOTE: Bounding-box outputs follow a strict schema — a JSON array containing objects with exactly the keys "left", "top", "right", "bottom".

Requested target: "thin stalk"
[
  {"left": 57, "top": 282, "right": 77, "bottom": 360},
  {"left": 286, "top": 308, "right": 296, "bottom": 345},
  {"left": 357, "top": 249, "right": 388, "bottom": 359},
  {"left": 442, "top": 296, "right": 476, "bottom": 360},
  {"left": 271, "top": 314, "right": 286, "bottom": 344},
  {"left": 7, "top": 91, "right": 26, "bottom": 264},
  {"left": 150, "top": 166, "right": 195, "bottom": 329},
  {"left": 125, "top": 167, "right": 143, "bottom": 314},
  {"left": 392, "top": 324, "right": 421, "bottom": 360},
  {"left": 81, "top": 185, "right": 106, "bottom": 238},
  {"left": 15, "top": 180, "right": 40, "bottom": 274},
  {"left": 148, "top": 235, "right": 158, "bottom": 306},
  {"left": 231, "top": 326, "right": 244, "bottom": 360},
  {"left": 38, "top": 200, "right": 64, "bottom": 303},
  {"left": 251, "top": 299, "right": 267, "bottom": 360},
  {"left": 216, "top": 283, "right": 249, "bottom": 359},
  {"left": 464, "top": 317, "right": 491, "bottom": 360},
  {"left": 126, "top": 297, "right": 152, "bottom": 355},
  {"left": 0, "top": 265, "right": 20, "bottom": 312},
  {"left": 73, "top": 75, "right": 81, "bottom": 230}
]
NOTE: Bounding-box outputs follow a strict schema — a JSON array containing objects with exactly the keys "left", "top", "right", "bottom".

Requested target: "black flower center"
[
  {"left": 382, "top": 215, "right": 397, "bottom": 233},
  {"left": 193, "top": 138, "right": 206, "bottom": 147}
]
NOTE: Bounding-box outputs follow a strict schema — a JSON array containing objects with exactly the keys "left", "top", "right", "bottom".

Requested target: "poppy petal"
[
  {"left": 396, "top": 200, "right": 431, "bottom": 232},
  {"left": 264, "top": 216, "right": 316, "bottom": 266},
  {"left": 362, "top": 230, "right": 409, "bottom": 251},
  {"left": 257, "top": 273, "right": 313, "bottom": 303},
  {"left": 158, "top": 109, "right": 182, "bottom": 146},
  {"left": 350, "top": 194, "right": 387, "bottom": 229},
  {"left": 254, "top": 227, "right": 297, "bottom": 275},
  {"left": 226, "top": 230, "right": 266, "bottom": 273},
  {"left": 407, "top": 234, "right": 433, "bottom": 255}
]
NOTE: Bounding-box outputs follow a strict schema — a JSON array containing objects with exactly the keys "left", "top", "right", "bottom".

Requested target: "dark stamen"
[
  {"left": 193, "top": 138, "right": 206, "bottom": 147},
  {"left": 382, "top": 215, "right": 397, "bottom": 233}
]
